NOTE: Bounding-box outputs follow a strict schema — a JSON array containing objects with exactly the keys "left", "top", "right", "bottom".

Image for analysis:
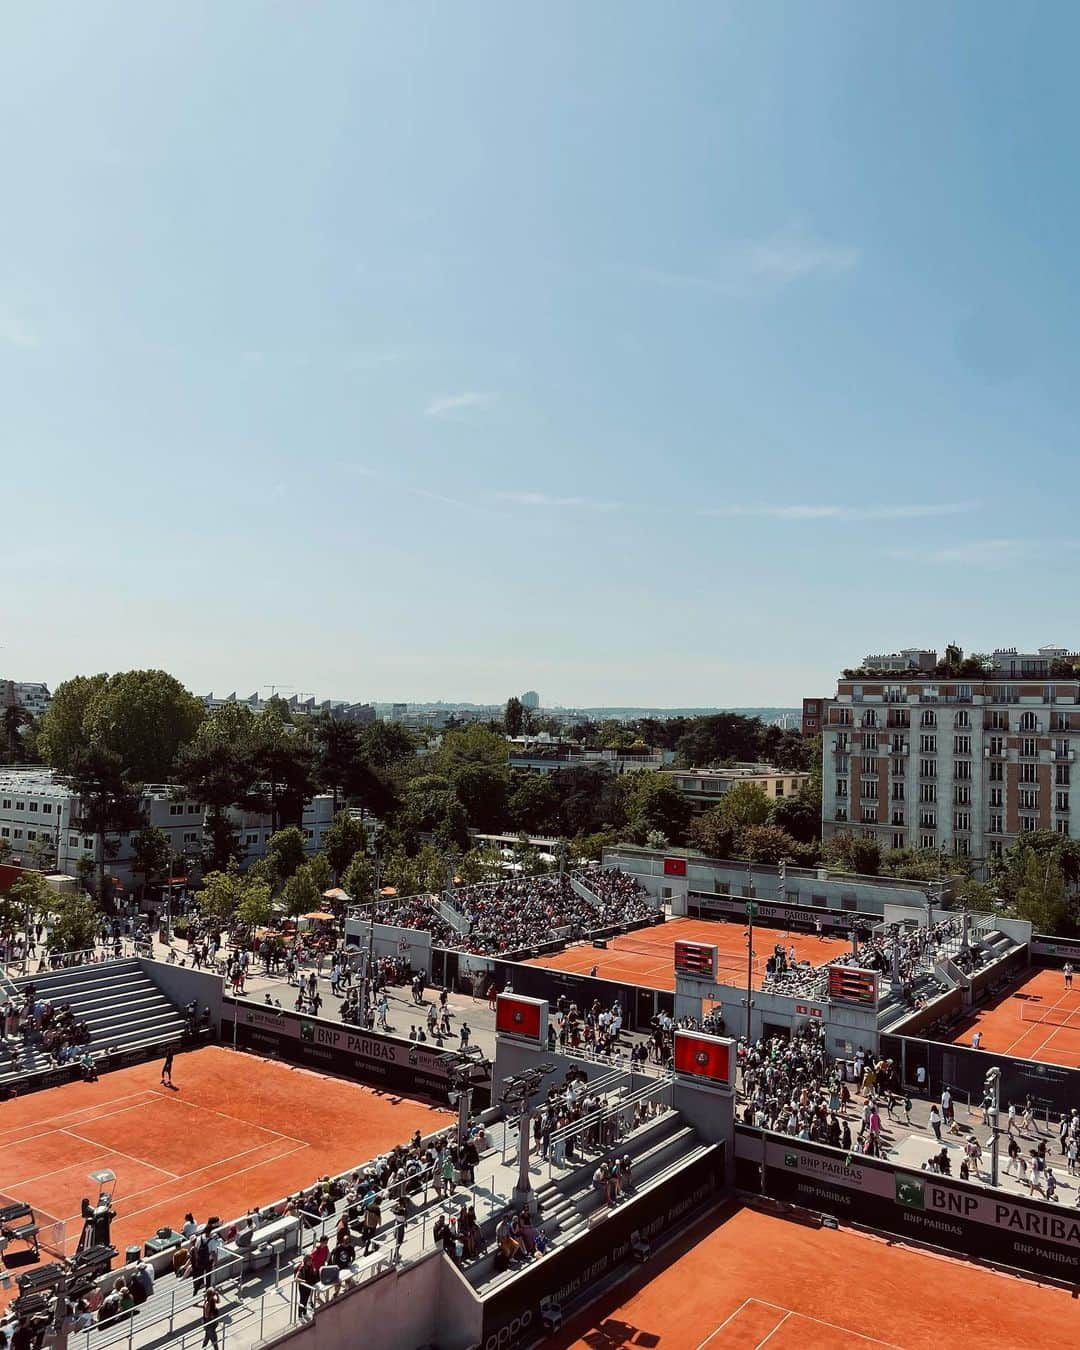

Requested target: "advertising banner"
[
  {"left": 673, "top": 1030, "right": 735, "bottom": 1087},
  {"left": 495, "top": 994, "right": 548, "bottom": 1044},
  {"left": 735, "top": 1128, "right": 1080, "bottom": 1282}
]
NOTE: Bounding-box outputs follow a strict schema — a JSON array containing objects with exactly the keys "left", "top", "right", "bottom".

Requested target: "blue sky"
[{"left": 3, "top": 2, "right": 1078, "bottom": 708}]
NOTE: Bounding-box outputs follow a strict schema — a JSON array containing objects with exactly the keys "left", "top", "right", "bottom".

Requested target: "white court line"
[
  {"left": 0, "top": 1091, "right": 159, "bottom": 1144},
  {"left": 755, "top": 1311, "right": 792, "bottom": 1348},
  {"left": 156, "top": 1091, "right": 310, "bottom": 1149},
  {"left": 118, "top": 1141, "right": 310, "bottom": 1227},
  {"left": 58, "top": 1129, "right": 180, "bottom": 1181},
  {"left": 746, "top": 1300, "right": 906, "bottom": 1350},
  {"left": 115, "top": 1137, "right": 305, "bottom": 1210},
  {"left": 695, "top": 1297, "right": 755, "bottom": 1349}
]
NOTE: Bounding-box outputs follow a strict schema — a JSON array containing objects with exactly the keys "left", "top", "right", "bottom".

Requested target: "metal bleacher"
[{"left": 0, "top": 960, "right": 187, "bottom": 1087}]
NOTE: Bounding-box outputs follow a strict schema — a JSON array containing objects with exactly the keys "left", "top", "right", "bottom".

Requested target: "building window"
[
  {"left": 15, "top": 803, "right": 23, "bottom": 812},
  {"left": 170, "top": 804, "right": 182, "bottom": 816},
  {"left": 987, "top": 710, "right": 1007, "bottom": 730},
  {"left": 989, "top": 762, "right": 1005, "bottom": 782},
  {"left": 919, "top": 783, "right": 937, "bottom": 803},
  {"left": 863, "top": 756, "right": 876, "bottom": 774},
  {"left": 246, "top": 833, "right": 259, "bottom": 845},
  {"left": 864, "top": 735, "right": 878, "bottom": 752},
  {"left": 183, "top": 832, "right": 198, "bottom": 845},
  {"left": 862, "top": 781, "right": 878, "bottom": 799},
  {"left": 920, "top": 834, "right": 936, "bottom": 849},
  {"left": 891, "top": 810, "right": 906, "bottom": 827},
  {"left": 0, "top": 800, "right": 8, "bottom": 810},
  {"left": 955, "top": 710, "right": 970, "bottom": 729},
  {"left": 990, "top": 840, "right": 1004, "bottom": 858},
  {"left": 1020, "top": 815, "right": 1039, "bottom": 832},
  {"left": 861, "top": 807, "right": 877, "bottom": 824},
  {"left": 1019, "top": 789, "right": 1039, "bottom": 810},
  {"left": 13, "top": 830, "right": 21, "bottom": 840},
  {"left": 1021, "top": 738, "right": 1039, "bottom": 758},
  {"left": 28, "top": 802, "right": 37, "bottom": 813},
  {"left": 919, "top": 759, "right": 936, "bottom": 778},
  {"left": 836, "top": 779, "right": 848, "bottom": 799},
  {"left": 1020, "top": 763, "right": 1038, "bottom": 783},
  {"left": 1057, "top": 765, "right": 1071, "bottom": 786},
  {"left": 954, "top": 760, "right": 972, "bottom": 780},
  {"left": 919, "top": 811, "right": 937, "bottom": 829},
  {"left": 1058, "top": 820, "right": 1070, "bottom": 835},
  {"left": 919, "top": 735, "right": 937, "bottom": 753},
  {"left": 989, "top": 814, "right": 1003, "bottom": 833},
  {"left": 1057, "top": 792, "right": 1070, "bottom": 813},
  {"left": 920, "top": 710, "right": 937, "bottom": 728},
  {"left": 189, "top": 804, "right": 200, "bottom": 815},
  {"left": 835, "top": 807, "right": 848, "bottom": 822},
  {"left": 954, "top": 736, "right": 971, "bottom": 755},
  {"left": 83, "top": 838, "right": 92, "bottom": 849},
  {"left": 1020, "top": 711, "right": 1039, "bottom": 732},
  {"left": 713, "top": 880, "right": 730, "bottom": 895},
  {"left": 954, "top": 837, "right": 970, "bottom": 856},
  {"left": 69, "top": 835, "right": 78, "bottom": 846},
  {"left": 989, "top": 736, "right": 1005, "bottom": 756},
  {"left": 954, "top": 785, "right": 971, "bottom": 805},
  {"left": 954, "top": 812, "right": 971, "bottom": 831},
  {"left": 891, "top": 782, "right": 905, "bottom": 800},
  {"left": 990, "top": 787, "right": 1003, "bottom": 807},
  {"left": 0, "top": 828, "right": 7, "bottom": 838},
  {"left": 42, "top": 803, "right": 52, "bottom": 814},
  {"left": 25, "top": 830, "right": 36, "bottom": 841}
]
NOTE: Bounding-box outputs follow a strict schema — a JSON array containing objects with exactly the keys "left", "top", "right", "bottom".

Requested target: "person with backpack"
[{"left": 362, "top": 1196, "right": 381, "bottom": 1255}]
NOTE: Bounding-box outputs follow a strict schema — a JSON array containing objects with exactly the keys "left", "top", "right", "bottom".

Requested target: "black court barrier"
[
  {"left": 222, "top": 1000, "right": 491, "bottom": 1107},
  {"left": 735, "top": 1127, "right": 1080, "bottom": 1284}
]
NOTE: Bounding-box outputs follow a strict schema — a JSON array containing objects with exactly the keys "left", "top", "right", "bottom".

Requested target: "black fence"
[
  {"left": 735, "top": 1127, "right": 1080, "bottom": 1284},
  {"left": 481, "top": 1144, "right": 725, "bottom": 1349},
  {"left": 221, "top": 1001, "right": 491, "bottom": 1108},
  {"left": 880, "top": 1031, "right": 1077, "bottom": 1118},
  {"left": 2, "top": 1030, "right": 203, "bottom": 1100}
]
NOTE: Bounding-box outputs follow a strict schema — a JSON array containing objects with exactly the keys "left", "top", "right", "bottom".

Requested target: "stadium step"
[{"left": 0, "top": 959, "right": 188, "bottom": 1087}]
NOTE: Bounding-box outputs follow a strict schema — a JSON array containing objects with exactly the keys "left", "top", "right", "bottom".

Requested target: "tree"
[
  {"left": 37, "top": 674, "right": 109, "bottom": 773},
  {"left": 174, "top": 703, "right": 264, "bottom": 872},
  {"left": 131, "top": 825, "right": 172, "bottom": 898},
  {"left": 825, "top": 830, "right": 882, "bottom": 877},
  {"left": 68, "top": 745, "right": 143, "bottom": 904},
  {"left": 312, "top": 717, "right": 363, "bottom": 812},
  {"left": 8, "top": 870, "right": 53, "bottom": 928},
  {"left": 435, "top": 798, "right": 472, "bottom": 853},
  {"left": 26, "top": 834, "right": 57, "bottom": 871},
  {"left": 264, "top": 827, "right": 307, "bottom": 886},
  {"left": 251, "top": 712, "right": 318, "bottom": 831},
  {"left": 2, "top": 703, "right": 33, "bottom": 763},
  {"left": 0, "top": 837, "right": 10, "bottom": 864},
  {"left": 508, "top": 774, "right": 559, "bottom": 834},
  {"left": 361, "top": 721, "right": 416, "bottom": 770},
  {"left": 716, "top": 782, "right": 772, "bottom": 832},
  {"left": 504, "top": 697, "right": 524, "bottom": 737},
  {"left": 197, "top": 866, "right": 245, "bottom": 923},
  {"left": 688, "top": 808, "right": 735, "bottom": 860},
  {"left": 306, "top": 853, "right": 333, "bottom": 896},
  {"left": 452, "top": 763, "right": 508, "bottom": 832},
  {"left": 47, "top": 892, "right": 101, "bottom": 955},
  {"left": 236, "top": 878, "right": 274, "bottom": 931},
  {"left": 620, "top": 770, "right": 692, "bottom": 846},
  {"left": 769, "top": 793, "right": 820, "bottom": 846},
  {"left": 1014, "top": 852, "right": 1069, "bottom": 934},
  {"left": 80, "top": 670, "right": 204, "bottom": 783},
  {"left": 282, "top": 864, "right": 320, "bottom": 919},
  {"left": 323, "top": 811, "right": 368, "bottom": 881},
  {"left": 736, "top": 823, "right": 801, "bottom": 864},
  {"left": 342, "top": 851, "right": 375, "bottom": 904},
  {"left": 644, "top": 828, "right": 669, "bottom": 851}
]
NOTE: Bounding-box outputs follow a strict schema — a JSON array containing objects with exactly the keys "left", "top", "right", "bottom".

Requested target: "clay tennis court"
[
  {"left": 948, "top": 964, "right": 1080, "bottom": 1068},
  {"left": 554, "top": 1202, "right": 1068, "bottom": 1348},
  {"left": 0, "top": 1045, "right": 448, "bottom": 1271},
  {"left": 523, "top": 917, "right": 854, "bottom": 993}
]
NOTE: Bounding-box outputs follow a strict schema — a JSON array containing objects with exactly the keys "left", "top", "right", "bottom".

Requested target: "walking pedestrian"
[
  {"left": 161, "top": 1050, "right": 174, "bottom": 1087},
  {"left": 201, "top": 1288, "right": 220, "bottom": 1349}
]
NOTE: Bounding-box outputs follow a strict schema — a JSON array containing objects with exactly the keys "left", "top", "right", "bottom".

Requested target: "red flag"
[{"left": 663, "top": 857, "right": 688, "bottom": 877}]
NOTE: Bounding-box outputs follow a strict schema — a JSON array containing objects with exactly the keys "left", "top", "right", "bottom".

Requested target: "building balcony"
[{"left": 1053, "top": 750, "right": 1075, "bottom": 762}]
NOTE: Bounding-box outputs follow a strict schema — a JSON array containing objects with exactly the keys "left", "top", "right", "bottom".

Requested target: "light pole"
[
  {"left": 985, "top": 1066, "right": 1001, "bottom": 1186},
  {"left": 501, "top": 1064, "right": 554, "bottom": 1215},
  {"left": 744, "top": 855, "right": 756, "bottom": 1042}
]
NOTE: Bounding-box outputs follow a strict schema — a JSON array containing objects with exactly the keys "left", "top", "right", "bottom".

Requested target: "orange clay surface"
[
  {"left": 554, "top": 1203, "right": 1071, "bottom": 1349},
  {"left": 523, "top": 917, "right": 854, "bottom": 993},
  {"left": 0, "top": 1045, "right": 449, "bottom": 1264},
  {"left": 948, "top": 964, "right": 1080, "bottom": 1068}
]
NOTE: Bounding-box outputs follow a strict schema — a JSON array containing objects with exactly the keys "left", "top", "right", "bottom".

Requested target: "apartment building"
[
  {"left": 1, "top": 681, "right": 51, "bottom": 717},
  {"left": 821, "top": 645, "right": 1080, "bottom": 872},
  {"left": 0, "top": 768, "right": 340, "bottom": 893},
  {"left": 662, "top": 763, "right": 809, "bottom": 812}
]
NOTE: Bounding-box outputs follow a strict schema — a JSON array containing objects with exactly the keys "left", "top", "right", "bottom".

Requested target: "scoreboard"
[
  {"left": 673, "top": 940, "right": 718, "bottom": 981},
  {"left": 826, "top": 965, "right": 879, "bottom": 1008}
]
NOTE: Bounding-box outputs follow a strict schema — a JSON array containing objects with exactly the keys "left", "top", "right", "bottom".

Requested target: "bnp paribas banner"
[{"left": 734, "top": 1128, "right": 1080, "bottom": 1281}]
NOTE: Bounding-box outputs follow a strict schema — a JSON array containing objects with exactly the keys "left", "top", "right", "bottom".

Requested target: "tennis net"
[{"left": 1019, "top": 1003, "right": 1080, "bottom": 1031}]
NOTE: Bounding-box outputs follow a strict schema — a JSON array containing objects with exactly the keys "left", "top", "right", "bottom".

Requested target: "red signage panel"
[
  {"left": 663, "top": 857, "right": 688, "bottom": 877},
  {"left": 495, "top": 994, "right": 548, "bottom": 1043},
  {"left": 673, "top": 1030, "right": 734, "bottom": 1087}
]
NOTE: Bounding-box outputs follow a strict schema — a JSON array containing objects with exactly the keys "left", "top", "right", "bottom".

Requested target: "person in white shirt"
[{"left": 972, "top": 1030, "right": 983, "bottom": 1049}]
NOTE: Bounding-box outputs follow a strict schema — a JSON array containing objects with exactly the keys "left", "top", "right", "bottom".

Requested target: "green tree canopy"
[
  {"left": 716, "top": 781, "right": 772, "bottom": 832},
  {"left": 68, "top": 745, "right": 144, "bottom": 903},
  {"left": 1014, "top": 851, "right": 1069, "bottom": 933},
  {"left": 131, "top": 825, "right": 173, "bottom": 896},
  {"left": 264, "top": 826, "right": 307, "bottom": 886},
  {"left": 282, "top": 863, "right": 320, "bottom": 918},
  {"left": 323, "top": 811, "right": 368, "bottom": 880},
  {"left": 197, "top": 865, "right": 245, "bottom": 923},
  {"left": 48, "top": 892, "right": 101, "bottom": 954},
  {"left": 36, "top": 675, "right": 109, "bottom": 773},
  {"left": 504, "top": 697, "right": 524, "bottom": 736},
  {"left": 236, "top": 878, "right": 274, "bottom": 931},
  {"left": 341, "top": 851, "right": 376, "bottom": 904}
]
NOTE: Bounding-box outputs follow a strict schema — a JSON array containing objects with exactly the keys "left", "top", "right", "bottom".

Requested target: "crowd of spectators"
[
  {"left": 0, "top": 983, "right": 95, "bottom": 1077},
  {"left": 377, "top": 870, "right": 653, "bottom": 958}
]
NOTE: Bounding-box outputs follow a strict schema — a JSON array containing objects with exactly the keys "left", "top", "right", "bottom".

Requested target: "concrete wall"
[
  {"left": 138, "top": 958, "right": 223, "bottom": 1033},
  {"left": 260, "top": 1251, "right": 482, "bottom": 1350},
  {"left": 605, "top": 846, "right": 933, "bottom": 919}
]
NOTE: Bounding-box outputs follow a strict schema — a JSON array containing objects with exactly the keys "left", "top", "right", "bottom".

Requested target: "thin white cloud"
[
  {"left": 425, "top": 391, "right": 497, "bottom": 418},
  {"left": 629, "top": 227, "right": 860, "bottom": 297},
  {"left": 887, "top": 538, "right": 1035, "bottom": 566},
  {"left": 702, "top": 502, "right": 978, "bottom": 522},
  {"left": 495, "top": 491, "right": 622, "bottom": 512},
  {"left": 0, "top": 309, "right": 38, "bottom": 348}
]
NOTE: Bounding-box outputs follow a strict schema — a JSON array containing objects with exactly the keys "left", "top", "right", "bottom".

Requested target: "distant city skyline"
[{"left": 5, "top": 6, "right": 1078, "bottom": 705}]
